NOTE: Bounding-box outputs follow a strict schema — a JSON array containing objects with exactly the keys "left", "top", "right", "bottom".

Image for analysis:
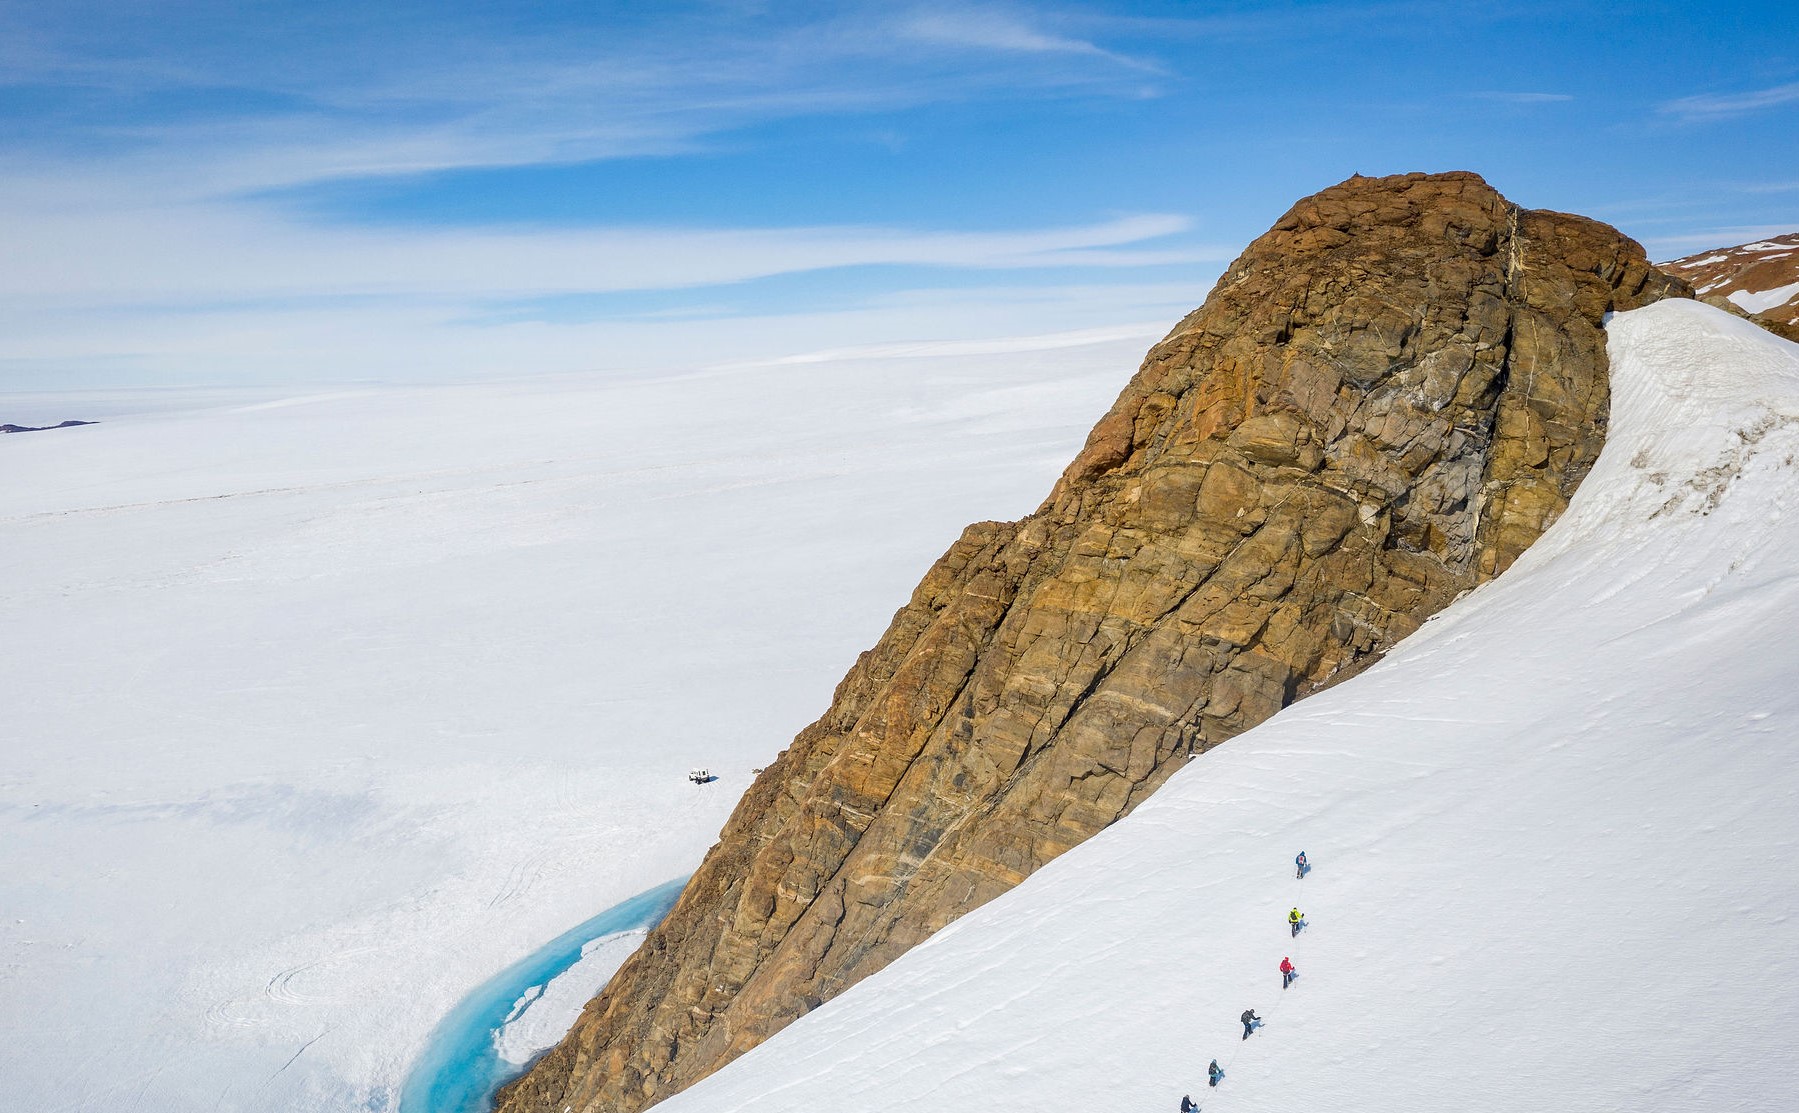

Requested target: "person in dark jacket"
[
  {"left": 1208, "top": 1059, "right": 1224, "bottom": 1087},
  {"left": 1241, "top": 1008, "right": 1262, "bottom": 1039},
  {"left": 1281, "top": 956, "right": 1297, "bottom": 989},
  {"left": 1295, "top": 850, "right": 1309, "bottom": 878},
  {"left": 1181, "top": 1094, "right": 1199, "bottom": 1111}
]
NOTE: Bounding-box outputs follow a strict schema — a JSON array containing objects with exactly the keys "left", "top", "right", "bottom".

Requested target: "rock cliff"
[{"left": 496, "top": 171, "right": 1686, "bottom": 1113}]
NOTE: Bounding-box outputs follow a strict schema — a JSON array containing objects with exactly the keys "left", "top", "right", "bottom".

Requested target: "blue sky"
[{"left": 2, "top": 0, "right": 1796, "bottom": 388}]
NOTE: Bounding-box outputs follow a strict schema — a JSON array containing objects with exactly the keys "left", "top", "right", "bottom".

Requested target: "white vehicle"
[{"left": 688, "top": 768, "right": 716, "bottom": 784}]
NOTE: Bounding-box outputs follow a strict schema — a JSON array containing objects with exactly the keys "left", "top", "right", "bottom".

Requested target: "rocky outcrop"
[
  {"left": 1662, "top": 232, "right": 1799, "bottom": 341},
  {"left": 497, "top": 171, "right": 1687, "bottom": 1113},
  {"left": 0, "top": 419, "right": 96, "bottom": 434}
]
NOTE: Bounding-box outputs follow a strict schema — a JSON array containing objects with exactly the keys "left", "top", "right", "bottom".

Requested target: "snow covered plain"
[
  {"left": 649, "top": 300, "right": 1799, "bottom": 1113},
  {"left": 0, "top": 326, "right": 1156, "bottom": 1111}
]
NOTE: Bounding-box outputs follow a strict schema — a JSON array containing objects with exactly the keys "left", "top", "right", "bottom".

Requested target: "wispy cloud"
[
  {"left": 898, "top": 7, "right": 1163, "bottom": 73},
  {"left": 0, "top": 142, "right": 1221, "bottom": 386},
  {"left": 1641, "top": 225, "right": 1799, "bottom": 256},
  {"left": 0, "top": 200, "right": 1209, "bottom": 307},
  {"left": 1659, "top": 81, "right": 1799, "bottom": 122},
  {"left": 0, "top": 3, "right": 1233, "bottom": 387},
  {"left": 0, "top": 3, "right": 1168, "bottom": 196},
  {"left": 1472, "top": 91, "right": 1574, "bottom": 104},
  {"left": 0, "top": 276, "right": 1222, "bottom": 389}
]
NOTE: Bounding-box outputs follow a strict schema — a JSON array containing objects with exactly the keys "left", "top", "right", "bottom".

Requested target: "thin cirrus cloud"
[
  {"left": 1640, "top": 224, "right": 1799, "bottom": 255},
  {"left": 0, "top": 277, "right": 1217, "bottom": 389},
  {"left": 0, "top": 206, "right": 1208, "bottom": 306},
  {"left": 0, "top": 3, "right": 1227, "bottom": 386},
  {"left": 1472, "top": 91, "right": 1575, "bottom": 104},
  {"left": 897, "top": 8, "right": 1165, "bottom": 73},
  {"left": 0, "top": 2, "right": 1190, "bottom": 213},
  {"left": 1659, "top": 81, "right": 1799, "bottom": 122},
  {"left": 0, "top": 185, "right": 1221, "bottom": 385},
  {"left": 2, "top": 4, "right": 1173, "bottom": 196}
]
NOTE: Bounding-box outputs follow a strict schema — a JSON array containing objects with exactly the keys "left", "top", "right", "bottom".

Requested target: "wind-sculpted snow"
[{"left": 646, "top": 300, "right": 1799, "bottom": 1112}]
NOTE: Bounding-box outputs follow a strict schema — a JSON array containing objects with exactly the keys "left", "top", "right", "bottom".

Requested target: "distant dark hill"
[
  {"left": 1, "top": 420, "right": 97, "bottom": 434},
  {"left": 1662, "top": 233, "right": 1799, "bottom": 341}
]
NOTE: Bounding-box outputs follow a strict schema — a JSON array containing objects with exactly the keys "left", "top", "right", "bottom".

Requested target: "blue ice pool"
[{"left": 400, "top": 876, "right": 686, "bottom": 1113}]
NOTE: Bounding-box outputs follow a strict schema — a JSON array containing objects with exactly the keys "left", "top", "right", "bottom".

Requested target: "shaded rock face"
[{"left": 497, "top": 172, "right": 1686, "bottom": 1113}]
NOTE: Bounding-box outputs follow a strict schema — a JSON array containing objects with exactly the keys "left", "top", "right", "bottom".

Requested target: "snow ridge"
[{"left": 648, "top": 300, "right": 1799, "bottom": 1113}]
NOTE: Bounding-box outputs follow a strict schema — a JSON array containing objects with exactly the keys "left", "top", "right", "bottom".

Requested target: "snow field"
[
  {"left": 1729, "top": 281, "right": 1799, "bottom": 317},
  {"left": 648, "top": 301, "right": 1799, "bottom": 1113},
  {"left": 0, "top": 329, "right": 1155, "bottom": 1111}
]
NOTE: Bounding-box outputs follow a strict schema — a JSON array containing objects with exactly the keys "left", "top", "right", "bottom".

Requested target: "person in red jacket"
[{"left": 1281, "top": 956, "right": 1297, "bottom": 989}]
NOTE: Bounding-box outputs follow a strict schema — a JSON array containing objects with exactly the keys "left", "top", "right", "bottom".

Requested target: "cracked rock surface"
[{"left": 495, "top": 171, "right": 1687, "bottom": 1113}]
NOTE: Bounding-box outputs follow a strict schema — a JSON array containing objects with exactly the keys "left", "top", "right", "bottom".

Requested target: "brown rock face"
[{"left": 496, "top": 172, "right": 1686, "bottom": 1113}]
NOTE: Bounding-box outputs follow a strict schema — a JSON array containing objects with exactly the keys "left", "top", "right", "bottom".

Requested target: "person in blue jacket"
[{"left": 1295, "top": 850, "right": 1309, "bottom": 878}]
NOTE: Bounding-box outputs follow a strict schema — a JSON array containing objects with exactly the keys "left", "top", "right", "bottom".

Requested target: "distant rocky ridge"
[
  {"left": 1662, "top": 233, "right": 1799, "bottom": 341},
  {"left": 1, "top": 419, "right": 96, "bottom": 434},
  {"left": 496, "top": 171, "right": 1688, "bottom": 1113}
]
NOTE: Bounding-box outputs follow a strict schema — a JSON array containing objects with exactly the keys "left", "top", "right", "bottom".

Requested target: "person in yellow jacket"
[{"left": 1289, "top": 907, "right": 1306, "bottom": 937}]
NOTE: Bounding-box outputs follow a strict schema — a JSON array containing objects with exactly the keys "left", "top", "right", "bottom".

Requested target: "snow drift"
[{"left": 646, "top": 300, "right": 1799, "bottom": 1112}]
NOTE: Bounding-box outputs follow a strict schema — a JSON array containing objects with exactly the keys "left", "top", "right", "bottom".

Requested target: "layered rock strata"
[{"left": 498, "top": 171, "right": 1686, "bottom": 1113}]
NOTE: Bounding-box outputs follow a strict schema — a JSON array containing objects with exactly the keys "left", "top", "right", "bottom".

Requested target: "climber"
[
  {"left": 1240, "top": 1008, "right": 1262, "bottom": 1039},
  {"left": 1281, "top": 955, "right": 1297, "bottom": 989},
  {"left": 1181, "top": 1094, "right": 1199, "bottom": 1112},
  {"left": 1289, "top": 907, "right": 1306, "bottom": 937},
  {"left": 1208, "top": 1059, "right": 1224, "bottom": 1087},
  {"left": 1295, "top": 850, "right": 1309, "bottom": 878}
]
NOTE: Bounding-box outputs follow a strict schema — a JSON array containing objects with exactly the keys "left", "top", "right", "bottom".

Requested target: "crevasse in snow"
[{"left": 648, "top": 300, "right": 1799, "bottom": 1113}]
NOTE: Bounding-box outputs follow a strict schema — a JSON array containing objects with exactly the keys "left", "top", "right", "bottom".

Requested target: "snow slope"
[
  {"left": 0, "top": 328, "right": 1153, "bottom": 1111},
  {"left": 1732, "top": 281, "right": 1799, "bottom": 317},
  {"left": 649, "top": 300, "right": 1799, "bottom": 1113}
]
